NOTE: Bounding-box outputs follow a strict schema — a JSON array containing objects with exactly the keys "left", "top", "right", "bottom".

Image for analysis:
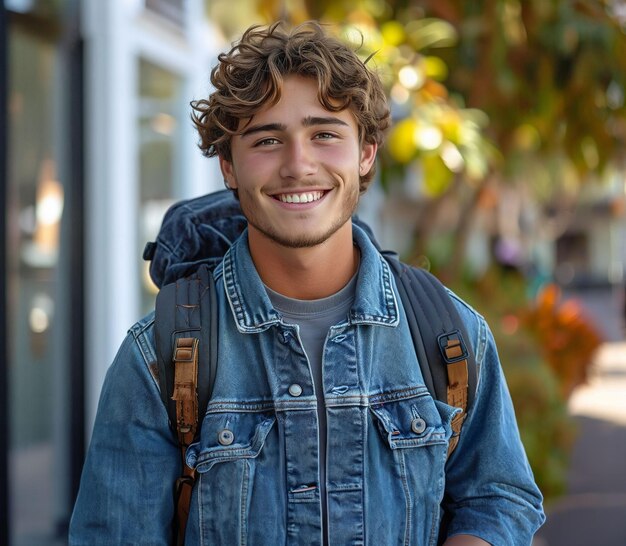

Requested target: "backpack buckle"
[{"left": 437, "top": 330, "right": 469, "bottom": 364}]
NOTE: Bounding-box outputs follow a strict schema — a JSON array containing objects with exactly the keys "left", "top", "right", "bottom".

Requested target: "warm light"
[
  {"left": 28, "top": 293, "right": 54, "bottom": 334},
  {"left": 413, "top": 125, "right": 442, "bottom": 150},
  {"left": 29, "top": 307, "right": 50, "bottom": 334},
  {"left": 36, "top": 190, "right": 64, "bottom": 226},
  {"left": 34, "top": 159, "right": 64, "bottom": 257},
  {"left": 398, "top": 65, "right": 424, "bottom": 90},
  {"left": 151, "top": 113, "right": 176, "bottom": 136},
  {"left": 441, "top": 142, "right": 464, "bottom": 172}
]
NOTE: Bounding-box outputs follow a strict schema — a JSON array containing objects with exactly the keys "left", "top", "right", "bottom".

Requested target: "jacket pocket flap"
[
  {"left": 187, "top": 411, "right": 276, "bottom": 471},
  {"left": 370, "top": 394, "right": 447, "bottom": 449}
]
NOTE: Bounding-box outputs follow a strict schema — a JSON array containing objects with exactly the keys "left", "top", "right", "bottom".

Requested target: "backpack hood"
[{"left": 143, "top": 190, "right": 247, "bottom": 288}]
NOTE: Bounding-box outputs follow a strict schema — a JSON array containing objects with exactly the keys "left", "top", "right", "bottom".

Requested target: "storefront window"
[
  {"left": 146, "top": 0, "right": 185, "bottom": 26},
  {"left": 7, "top": 23, "right": 71, "bottom": 546},
  {"left": 5, "top": 0, "right": 66, "bottom": 18},
  {"left": 138, "top": 59, "right": 183, "bottom": 314}
]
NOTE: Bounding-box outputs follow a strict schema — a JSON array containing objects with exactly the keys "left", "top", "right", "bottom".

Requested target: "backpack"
[{"left": 143, "top": 189, "right": 478, "bottom": 545}]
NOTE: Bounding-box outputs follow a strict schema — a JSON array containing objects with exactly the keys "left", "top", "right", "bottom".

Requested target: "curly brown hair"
[{"left": 190, "top": 21, "right": 391, "bottom": 192}]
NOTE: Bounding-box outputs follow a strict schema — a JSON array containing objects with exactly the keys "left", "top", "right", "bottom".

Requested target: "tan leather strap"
[
  {"left": 172, "top": 337, "right": 199, "bottom": 446},
  {"left": 172, "top": 337, "right": 199, "bottom": 544},
  {"left": 443, "top": 337, "right": 469, "bottom": 457}
]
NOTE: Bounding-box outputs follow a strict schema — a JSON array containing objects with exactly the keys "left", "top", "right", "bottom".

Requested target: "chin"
[{"left": 253, "top": 221, "right": 349, "bottom": 250}]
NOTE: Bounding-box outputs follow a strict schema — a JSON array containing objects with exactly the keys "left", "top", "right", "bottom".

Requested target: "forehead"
[{"left": 237, "top": 75, "right": 357, "bottom": 130}]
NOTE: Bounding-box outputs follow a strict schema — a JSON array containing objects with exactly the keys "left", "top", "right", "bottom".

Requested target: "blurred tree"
[
  {"left": 415, "top": 0, "right": 626, "bottom": 276},
  {"left": 207, "top": 0, "right": 626, "bottom": 279},
  {"left": 420, "top": 0, "right": 626, "bottom": 177}
]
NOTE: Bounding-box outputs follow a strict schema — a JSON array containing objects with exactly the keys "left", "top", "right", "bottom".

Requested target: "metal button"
[
  {"left": 288, "top": 384, "right": 303, "bottom": 397},
  {"left": 411, "top": 418, "right": 426, "bottom": 434},
  {"left": 217, "top": 429, "right": 234, "bottom": 446}
]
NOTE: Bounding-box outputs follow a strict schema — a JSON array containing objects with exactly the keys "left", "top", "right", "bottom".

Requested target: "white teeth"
[{"left": 278, "top": 191, "right": 323, "bottom": 204}]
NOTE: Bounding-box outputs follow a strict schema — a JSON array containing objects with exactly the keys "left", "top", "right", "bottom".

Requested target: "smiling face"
[{"left": 219, "top": 75, "right": 377, "bottom": 251}]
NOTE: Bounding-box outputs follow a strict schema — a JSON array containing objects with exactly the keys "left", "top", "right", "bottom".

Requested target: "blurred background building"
[{"left": 1, "top": 1, "right": 626, "bottom": 545}]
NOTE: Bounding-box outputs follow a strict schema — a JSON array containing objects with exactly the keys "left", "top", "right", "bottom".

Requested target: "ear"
[
  {"left": 359, "top": 141, "right": 378, "bottom": 177},
  {"left": 219, "top": 155, "right": 238, "bottom": 189}
]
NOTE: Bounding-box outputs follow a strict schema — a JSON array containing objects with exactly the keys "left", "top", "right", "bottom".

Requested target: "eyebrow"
[
  {"left": 239, "top": 116, "right": 350, "bottom": 138},
  {"left": 240, "top": 123, "right": 286, "bottom": 138},
  {"left": 302, "top": 116, "right": 350, "bottom": 128}
]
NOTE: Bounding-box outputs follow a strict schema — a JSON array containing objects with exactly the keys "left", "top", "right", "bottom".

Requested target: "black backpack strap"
[
  {"left": 384, "top": 256, "right": 478, "bottom": 455},
  {"left": 155, "top": 264, "right": 217, "bottom": 430},
  {"left": 154, "top": 264, "right": 218, "bottom": 544}
]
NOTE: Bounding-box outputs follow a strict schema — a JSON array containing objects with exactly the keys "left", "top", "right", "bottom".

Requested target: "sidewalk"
[{"left": 533, "top": 343, "right": 626, "bottom": 546}]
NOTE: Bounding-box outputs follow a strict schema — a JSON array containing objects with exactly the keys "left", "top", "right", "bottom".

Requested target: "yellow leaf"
[
  {"left": 387, "top": 118, "right": 418, "bottom": 164},
  {"left": 422, "top": 154, "right": 453, "bottom": 196},
  {"left": 422, "top": 56, "right": 448, "bottom": 80},
  {"left": 381, "top": 20, "right": 406, "bottom": 47}
]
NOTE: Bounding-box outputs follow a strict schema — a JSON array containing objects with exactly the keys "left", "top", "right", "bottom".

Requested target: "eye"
[
  {"left": 254, "top": 137, "right": 280, "bottom": 147},
  {"left": 314, "top": 132, "right": 336, "bottom": 140}
]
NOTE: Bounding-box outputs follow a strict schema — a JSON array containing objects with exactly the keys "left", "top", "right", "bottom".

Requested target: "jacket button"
[
  {"left": 288, "top": 384, "right": 303, "bottom": 397},
  {"left": 217, "top": 429, "right": 234, "bottom": 446},
  {"left": 411, "top": 418, "right": 426, "bottom": 434}
]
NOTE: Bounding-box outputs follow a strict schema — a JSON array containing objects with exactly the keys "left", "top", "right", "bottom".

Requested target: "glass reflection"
[
  {"left": 138, "top": 59, "right": 183, "bottom": 314},
  {"left": 7, "top": 23, "right": 70, "bottom": 546}
]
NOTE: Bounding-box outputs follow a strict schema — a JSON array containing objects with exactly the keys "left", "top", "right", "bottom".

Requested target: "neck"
[{"left": 248, "top": 222, "right": 359, "bottom": 300}]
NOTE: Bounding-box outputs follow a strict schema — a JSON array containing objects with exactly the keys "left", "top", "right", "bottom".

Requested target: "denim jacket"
[{"left": 70, "top": 226, "right": 545, "bottom": 545}]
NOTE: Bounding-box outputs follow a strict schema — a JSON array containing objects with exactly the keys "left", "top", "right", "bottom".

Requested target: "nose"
[{"left": 279, "top": 139, "right": 318, "bottom": 180}]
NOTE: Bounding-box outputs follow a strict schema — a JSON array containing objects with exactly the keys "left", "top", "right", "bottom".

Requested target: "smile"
[{"left": 276, "top": 191, "right": 325, "bottom": 204}]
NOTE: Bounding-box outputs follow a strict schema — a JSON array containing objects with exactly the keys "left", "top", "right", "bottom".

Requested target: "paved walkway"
[{"left": 533, "top": 343, "right": 626, "bottom": 546}]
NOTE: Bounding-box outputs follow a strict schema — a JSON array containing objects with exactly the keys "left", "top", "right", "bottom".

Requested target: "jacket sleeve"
[
  {"left": 69, "top": 319, "right": 180, "bottom": 545},
  {"left": 441, "top": 298, "right": 546, "bottom": 545}
]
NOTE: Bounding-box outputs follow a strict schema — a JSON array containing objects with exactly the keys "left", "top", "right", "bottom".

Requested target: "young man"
[{"left": 70, "top": 21, "right": 545, "bottom": 545}]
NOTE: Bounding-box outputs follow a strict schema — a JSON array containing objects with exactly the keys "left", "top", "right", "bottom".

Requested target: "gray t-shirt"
[{"left": 266, "top": 274, "right": 357, "bottom": 543}]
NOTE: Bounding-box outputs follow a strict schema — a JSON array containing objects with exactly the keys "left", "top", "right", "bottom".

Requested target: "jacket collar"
[{"left": 219, "top": 225, "right": 399, "bottom": 333}]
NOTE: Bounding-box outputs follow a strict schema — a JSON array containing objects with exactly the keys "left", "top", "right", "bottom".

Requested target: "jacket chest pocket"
[
  {"left": 187, "top": 411, "right": 276, "bottom": 471},
  {"left": 368, "top": 393, "right": 455, "bottom": 546},
  {"left": 186, "top": 410, "right": 279, "bottom": 546}
]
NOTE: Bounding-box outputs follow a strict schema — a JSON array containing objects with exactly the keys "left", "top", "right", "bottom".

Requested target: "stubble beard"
[{"left": 239, "top": 185, "right": 360, "bottom": 249}]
